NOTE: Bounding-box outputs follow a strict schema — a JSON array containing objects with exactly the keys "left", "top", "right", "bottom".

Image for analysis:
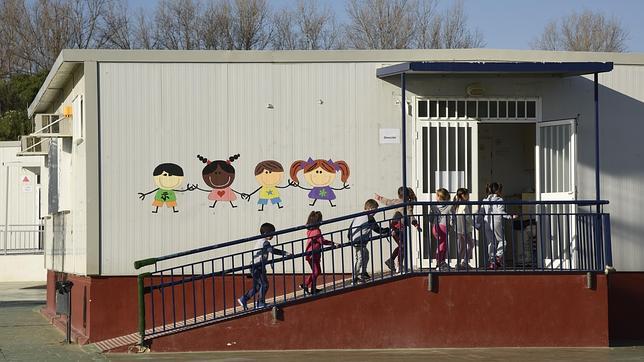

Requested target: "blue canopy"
[{"left": 376, "top": 61, "right": 614, "bottom": 78}]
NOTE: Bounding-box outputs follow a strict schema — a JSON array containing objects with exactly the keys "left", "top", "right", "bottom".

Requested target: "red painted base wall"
[
  {"left": 43, "top": 271, "right": 644, "bottom": 349},
  {"left": 149, "top": 273, "right": 610, "bottom": 351},
  {"left": 608, "top": 272, "right": 644, "bottom": 344}
]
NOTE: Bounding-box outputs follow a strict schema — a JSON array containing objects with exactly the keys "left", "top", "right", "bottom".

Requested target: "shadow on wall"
[{"left": 573, "top": 77, "right": 644, "bottom": 269}]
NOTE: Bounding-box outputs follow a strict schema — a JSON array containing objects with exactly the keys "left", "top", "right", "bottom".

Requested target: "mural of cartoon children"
[
  {"left": 289, "top": 158, "right": 350, "bottom": 207},
  {"left": 138, "top": 163, "right": 192, "bottom": 213},
  {"left": 192, "top": 154, "right": 247, "bottom": 208},
  {"left": 244, "top": 160, "right": 291, "bottom": 211}
]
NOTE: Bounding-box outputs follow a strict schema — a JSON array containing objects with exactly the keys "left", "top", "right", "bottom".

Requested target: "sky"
[{"left": 128, "top": 0, "right": 644, "bottom": 52}]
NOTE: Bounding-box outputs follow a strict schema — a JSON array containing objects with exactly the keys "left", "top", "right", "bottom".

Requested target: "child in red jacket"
[{"left": 301, "top": 211, "right": 336, "bottom": 295}]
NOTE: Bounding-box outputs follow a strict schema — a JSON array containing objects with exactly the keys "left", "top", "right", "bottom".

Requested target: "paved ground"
[{"left": 1, "top": 282, "right": 643, "bottom": 361}]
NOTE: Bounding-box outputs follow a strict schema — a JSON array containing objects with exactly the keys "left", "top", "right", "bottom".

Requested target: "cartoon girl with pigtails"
[
  {"left": 191, "top": 154, "right": 248, "bottom": 209},
  {"left": 289, "top": 158, "right": 350, "bottom": 207}
]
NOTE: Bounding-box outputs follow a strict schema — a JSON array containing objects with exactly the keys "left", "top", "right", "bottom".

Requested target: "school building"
[{"left": 20, "top": 48, "right": 644, "bottom": 351}]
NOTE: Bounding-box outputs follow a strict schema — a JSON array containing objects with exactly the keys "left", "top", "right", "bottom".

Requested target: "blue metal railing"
[{"left": 134, "top": 199, "right": 611, "bottom": 344}]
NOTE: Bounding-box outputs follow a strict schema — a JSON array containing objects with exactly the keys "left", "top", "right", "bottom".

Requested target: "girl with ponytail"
[
  {"left": 192, "top": 154, "right": 247, "bottom": 208},
  {"left": 289, "top": 158, "right": 350, "bottom": 207}
]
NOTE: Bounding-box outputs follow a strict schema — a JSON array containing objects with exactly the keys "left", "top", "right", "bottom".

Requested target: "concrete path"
[{"left": 1, "top": 282, "right": 643, "bottom": 361}]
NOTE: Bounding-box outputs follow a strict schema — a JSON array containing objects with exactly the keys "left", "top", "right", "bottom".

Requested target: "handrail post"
[
  {"left": 137, "top": 272, "right": 151, "bottom": 346},
  {"left": 400, "top": 72, "right": 410, "bottom": 274}
]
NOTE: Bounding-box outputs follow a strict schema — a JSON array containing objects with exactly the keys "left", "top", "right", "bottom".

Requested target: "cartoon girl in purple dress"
[{"left": 289, "top": 158, "right": 350, "bottom": 207}]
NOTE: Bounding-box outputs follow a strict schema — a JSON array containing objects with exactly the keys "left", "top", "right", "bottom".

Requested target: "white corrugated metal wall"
[
  {"left": 99, "top": 62, "right": 403, "bottom": 275},
  {"left": 98, "top": 61, "right": 644, "bottom": 275}
]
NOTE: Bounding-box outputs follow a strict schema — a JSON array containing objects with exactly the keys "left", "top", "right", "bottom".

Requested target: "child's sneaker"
[
  {"left": 256, "top": 302, "right": 267, "bottom": 309},
  {"left": 361, "top": 272, "right": 371, "bottom": 280},
  {"left": 487, "top": 261, "right": 498, "bottom": 270},
  {"left": 237, "top": 297, "right": 247, "bottom": 310},
  {"left": 495, "top": 256, "right": 504, "bottom": 268},
  {"left": 384, "top": 258, "right": 395, "bottom": 272},
  {"left": 299, "top": 283, "right": 309, "bottom": 295},
  {"left": 456, "top": 262, "right": 469, "bottom": 270},
  {"left": 436, "top": 261, "right": 449, "bottom": 271}
]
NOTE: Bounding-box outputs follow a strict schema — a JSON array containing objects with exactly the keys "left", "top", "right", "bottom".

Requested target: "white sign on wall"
[{"left": 379, "top": 128, "right": 400, "bottom": 144}]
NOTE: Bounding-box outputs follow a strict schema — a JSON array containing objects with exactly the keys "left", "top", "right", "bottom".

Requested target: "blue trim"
[{"left": 376, "top": 61, "right": 614, "bottom": 78}]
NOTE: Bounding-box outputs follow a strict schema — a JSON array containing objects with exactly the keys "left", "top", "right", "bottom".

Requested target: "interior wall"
[{"left": 478, "top": 123, "right": 535, "bottom": 201}]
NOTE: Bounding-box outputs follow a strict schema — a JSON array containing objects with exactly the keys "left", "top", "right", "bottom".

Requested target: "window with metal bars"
[{"left": 416, "top": 98, "right": 538, "bottom": 121}]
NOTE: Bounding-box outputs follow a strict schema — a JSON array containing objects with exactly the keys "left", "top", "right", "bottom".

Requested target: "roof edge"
[
  {"left": 49, "top": 48, "right": 644, "bottom": 65},
  {"left": 27, "top": 48, "right": 644, "bottom": 117},
  {"left": 27, "top": 51, "right": 67, "bottom": 118},
  {"left": 376, "top": 61, "right": 614, "bottom": 78}
]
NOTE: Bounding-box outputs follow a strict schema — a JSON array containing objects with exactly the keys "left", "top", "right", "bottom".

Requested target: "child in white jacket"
[{"left": 476, "top": 183, "right": 516, "bottom": 270}]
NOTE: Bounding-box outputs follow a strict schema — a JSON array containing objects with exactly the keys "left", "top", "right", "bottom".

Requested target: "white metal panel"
[
  {"left": 99, "top": 62, "right": 403, "bottom": 275},
  {"left": 87, "top": 61, "right": 644, "bottom": 273}
]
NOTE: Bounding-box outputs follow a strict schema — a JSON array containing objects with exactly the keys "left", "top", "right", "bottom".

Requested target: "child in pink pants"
[
  {"left": 432, "top": 188, "right": 453, "bottom": 271},
  {"left": 301, "top": 211, "right": 335, "bottom": 295}
]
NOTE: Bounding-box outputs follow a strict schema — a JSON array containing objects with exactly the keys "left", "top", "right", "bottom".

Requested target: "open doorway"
[{"left": 478, "top": 123, "right": 535, "bottom": 207}]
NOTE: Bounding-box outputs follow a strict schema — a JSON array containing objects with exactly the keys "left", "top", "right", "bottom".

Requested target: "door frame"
[
  {"left": 412, "top": 96, "right": 544, "bottom": 268},
  {"left": 535, "top": 117, "right": 579, "bottom": 269},
  {"left": 535, "top": 117, "right": 578, "bottom": 201}
]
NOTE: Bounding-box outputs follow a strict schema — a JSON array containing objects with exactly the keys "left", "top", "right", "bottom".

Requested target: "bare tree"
[
  {"left": 532, "top": 10, "right": 628, "bottom": 52},
  {"left": 435, "top": 0, "right": 484, "bottom": 49},
  {"left": 200, "top": 0, "right": 234, "bottom": 50},
  {"left": 0, "top": 0, "right": 71, "bottom": 73},
  {"left": 133, "top": 9, "right": 158, "bottom": 49},
  {"left": 413, "top": 0, "right": 441, "bottom": 49},
  {"left": 271, "top": 10, "right": 298, "bottom": 50},
  {"left": 153, "top": 0, "right": 201, "bottom": 50},
  {"left": 345, "top": 0, "right": 416, "bottom": 49},
  {"left": 1, "top": 0, "right": 122, "bottom": 73},
  {"left": 271, "top": 0, "right": 340, "bottom": 50},
  {"left": 344, "top": 0, "right": 483, "bottom": 49},
  {"left": 295, "top": 0, "right": 338, "bottom": 50},
  {"left": 230, "top": 0, "right": 271, "bottom": 50},
  {"left": 68, "top": 0, "right": 111, "bottom": 49},
  {"left": 100, "top": 0, "right": 134, "bottom": 49}
]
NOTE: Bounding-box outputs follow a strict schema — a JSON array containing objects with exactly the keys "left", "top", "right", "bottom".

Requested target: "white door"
[
  {"left": 536, "top": 118, "right": 577, "bottom": 269},
  {"left": 415, "top": 120, "right": 478, "bottom": 268}
]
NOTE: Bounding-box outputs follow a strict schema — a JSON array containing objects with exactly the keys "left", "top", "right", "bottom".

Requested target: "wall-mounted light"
[
  {"left": 266, "top": 103, "right": 274, "bottom": 109},
  {"left": 466, "top": 83, "right": 485, "bottom": 97},
  {"left": 318, "top": 99, "right": 324, "bottom": 105},
  {"left": 63, "top": 105, "right": 73, "bottom": 118}
]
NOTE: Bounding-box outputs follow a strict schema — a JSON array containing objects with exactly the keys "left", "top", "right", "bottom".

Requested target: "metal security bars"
[
  {"left": 134, "top": 199, "right": 611, "bottom": 345},
  {"left": 417, "top": 98, "right": 539, "bottom": 121},
  {"left": 1, "top": 223, "right": 44, "bottom": 255}
]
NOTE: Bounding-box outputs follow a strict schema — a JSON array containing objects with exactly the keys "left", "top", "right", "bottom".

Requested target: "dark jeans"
[{"left": 243, "top": 265, "right": 269, "bottom": 304}]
